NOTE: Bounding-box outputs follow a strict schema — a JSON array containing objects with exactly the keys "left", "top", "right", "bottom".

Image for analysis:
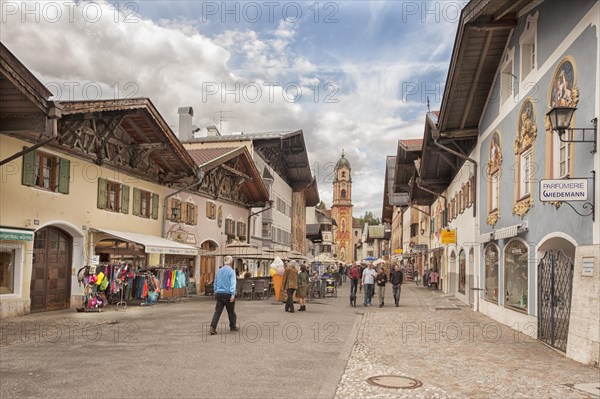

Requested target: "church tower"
[{"left": 331, "top": 150, "right": 354, "bottom": 263}]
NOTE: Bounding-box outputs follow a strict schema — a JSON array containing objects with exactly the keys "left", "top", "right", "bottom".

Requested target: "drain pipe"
[{"left": 432, "top": 138, "right": 478, "bottom": 217}]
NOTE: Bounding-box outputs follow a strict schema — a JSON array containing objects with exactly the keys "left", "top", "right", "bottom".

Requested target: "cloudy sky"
[{"left": 2, "top": 0, "right": 462, "bottom": 217}]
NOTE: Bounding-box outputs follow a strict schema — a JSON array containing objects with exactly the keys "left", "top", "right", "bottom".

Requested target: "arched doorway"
[
  {"left": 537, "top": 236, "right": 576, "bottom": 352},
  {"left": 200, "top": 240, "right": 218, "bottom": 293},
  {"left": 31, "top": 226, "right": 72, "bottom": 312}
]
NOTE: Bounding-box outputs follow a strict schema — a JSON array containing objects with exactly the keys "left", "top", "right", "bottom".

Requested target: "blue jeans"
[{"left": 364, "top": 284, "right": 374, "bottom": 305}]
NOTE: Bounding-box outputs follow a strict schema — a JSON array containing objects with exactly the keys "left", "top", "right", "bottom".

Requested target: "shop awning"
[
  {"left": 494, "top": 222, "right": 529, "bottom": 240},
  {"left": 94, "top": 228, "right": 198, "bottom": 256},
  {"left": 478, "top": 232, "right": 494, "bottom": 244}
]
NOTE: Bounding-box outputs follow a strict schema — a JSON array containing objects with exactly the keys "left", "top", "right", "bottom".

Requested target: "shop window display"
[
  {"left": 504, "top": 241, "right": 529, "bottom": 311},
  {"left": 0, "top": 249, "right": 15, "bottom": 294},
  {"left": 484, "top": 245, "right": 499, "bottom": 302}
]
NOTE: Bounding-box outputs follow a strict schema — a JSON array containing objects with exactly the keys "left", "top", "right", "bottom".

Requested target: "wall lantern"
[
  {"left": 545, "top": 106, "right": 596, "bottom": 221},
  {"left": 546, "top": 106, "right": 597, "bottom": 153}
]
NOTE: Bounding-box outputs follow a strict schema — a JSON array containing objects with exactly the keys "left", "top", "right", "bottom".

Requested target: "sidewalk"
[{"left": 335, "top": 283, "right": 600, "bottom": 399}]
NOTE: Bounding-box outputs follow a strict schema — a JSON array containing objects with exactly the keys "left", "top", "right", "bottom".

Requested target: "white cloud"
[{"left": 1, "top": 0, "right": 456, "bottom": 218}]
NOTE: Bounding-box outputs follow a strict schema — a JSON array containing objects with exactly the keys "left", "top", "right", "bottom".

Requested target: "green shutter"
[
  {"left": 152, "top": 193, "right": 159, "bottom": 219},
  {"left": 121, "top": 185, "right": 130, "bottom": 214},
  {"left": 22, "top": 148, "right": 37, "bottom": 187},
  {"left": 430, "top": 218, "right": 434, "bottom": 234},
  {"left": 57, "top": 158, "right": 70, "bottom": 194},
  {"left": 97, "top": 178, "right": 107, "bottom": 209},
  {"left": 132, "top": 187, "right": 141, "bottom": 216},
  {"left": 443, "top": 210, "right": 447, "bottom": 227}
]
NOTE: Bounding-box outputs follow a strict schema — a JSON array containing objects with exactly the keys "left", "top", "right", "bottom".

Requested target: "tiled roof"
[
  {"left": 322, "top": 209, "right": 332, "bottom": 218},
  {"left": 399, "top": 139, "right": 423, "bottom": 151},
  {"left": 352, "top": 218, "right": 362, "bottom": 228},
  {"left": 187, "top": 147, "right": 239, "bottom": 166}
]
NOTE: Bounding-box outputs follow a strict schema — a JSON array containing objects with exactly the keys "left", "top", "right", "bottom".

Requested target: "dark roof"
[
  {"left": 185, "top": 130, "right": 313, "bottom": 189},
  {"left": 304, "top": 177, "right": 320, "bottom": 207},
  {"left": 335, "top": 152, "right": 351, "bottom": 170},
  {"left": 352, "top": 218, "right": 362, "bottom": 228},
  {"left": 187, "top": 146, "right": 270, "bottom": 205}
]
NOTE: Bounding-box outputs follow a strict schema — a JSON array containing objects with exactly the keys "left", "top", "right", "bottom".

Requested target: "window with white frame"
[
  {"left": 491, "top": 172, "right": 499, "bottom": 211},
  {"left": 501, "top": 61, "right": 514, "bottom": 104},
  {"left": 520, "top": 148, "right": 533, "bottom": 198},
  {"left": 553, "top": 129, "right": 572, "bottom": 178},
  {"left": 520, "top": 13, "right": 538, "bottom": 79}
]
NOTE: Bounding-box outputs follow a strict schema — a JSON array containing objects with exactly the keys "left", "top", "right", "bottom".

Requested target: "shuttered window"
[{"left": 22, "top": 149, "right": 70, "bottom": 194}]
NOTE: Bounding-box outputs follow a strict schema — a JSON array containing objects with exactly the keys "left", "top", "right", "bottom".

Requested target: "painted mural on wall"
[
  {"left": 549, "top": 58, "right": 579, "bottom": 109},
  {"left": 512, "top": 98, "right": 538, "bottom": 218}
]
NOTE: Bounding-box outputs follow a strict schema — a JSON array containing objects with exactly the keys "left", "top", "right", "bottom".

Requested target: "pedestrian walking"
[
  {"left": 390, "top": 264, "right": 404, "bottom": 307},
  {"left": 349, "top": 262, "right": 359, "bottom": 296},
  {"left": 297, "top": 264, "right": 310, "bottom": 311},
  {"left": 362, "top": 263, "right": 376, "bottom": 306},
  {"left": 359, "top": 264, "right": 365, "bottom": 293},
  {"left": 376, "top": 267, "right": 387, "bottom": 307},
  {"left": 209, "top": 256, "right": 238, "bottom": 335},
  {"left": 282, "top": 261, "right": 298, "bottom": 313}
]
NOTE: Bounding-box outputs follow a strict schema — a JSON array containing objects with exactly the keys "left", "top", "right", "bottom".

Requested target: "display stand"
[{"left": 116, "top": 281, "right": 128, "bottom": 310}]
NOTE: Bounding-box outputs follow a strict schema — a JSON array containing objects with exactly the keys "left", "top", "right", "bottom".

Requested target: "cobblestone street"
[
  {"left": 1, "top": 281, "right": 598, "bottom": 398},
  {"left": 335, "top": 283, "right": 600, "bottom": 399}
]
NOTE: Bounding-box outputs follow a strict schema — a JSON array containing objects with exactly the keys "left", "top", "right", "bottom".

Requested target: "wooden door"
[
  {"left": 199, "top": 241, "right": 217, "bottom": 292},
  {"left": 31, "top": 227, "right": 72, "bottom": 312}
]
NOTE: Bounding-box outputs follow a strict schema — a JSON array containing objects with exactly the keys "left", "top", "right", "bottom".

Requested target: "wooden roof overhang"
[
  {"left": 304, "top": 177, "right": 321, "bottom": 207},
  {"left": 420, "top": 0, "right": 534, "bottom": 196},
  {"left": 57, "top": 99, "right": 196, "bottom": 184},
  {"left": 252, "top": 130, "right": 313, "bottom": 190},
  {"left": 382, "top": 156, "right": 396, "bottom": 223},
  {"left": 391, "top": 139, "right": 430, "bottom": 205},
  {"left": 438, "top": 0, "right": 532, "bottom": 136},
  {"left": 0, "top": 43, "right": 61, "bottom": 138},
  {"left": 188, "top": 146, "right": 270, "bottom": 207}
]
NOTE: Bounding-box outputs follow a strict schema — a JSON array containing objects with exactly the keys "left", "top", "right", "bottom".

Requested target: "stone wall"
[{"left": 567, "top": 244, "right": 600, "bottom": 366}]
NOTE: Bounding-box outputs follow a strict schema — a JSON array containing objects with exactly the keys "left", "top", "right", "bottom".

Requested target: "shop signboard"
[
  {"left": 540, "top": 179, "right": 588, "bottom": 202},
  {"left": 0, "top": 229, "right": 33, "bottom": 241},
  {"left": 441, "top": 229, "right": 457, "bottom": 245}
]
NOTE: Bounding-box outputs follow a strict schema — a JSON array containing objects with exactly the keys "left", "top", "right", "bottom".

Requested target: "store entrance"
[
  {"left": 200, "top": 241, "right": 217, "bottom": 293},
  {"left": 31, "top": 226, "right": 72, "bottom": 312}
]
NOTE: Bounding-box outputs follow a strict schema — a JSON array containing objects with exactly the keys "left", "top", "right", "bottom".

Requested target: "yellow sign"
[
  {"left": 441, "top": 229, "right": 457, "bottom": 244},
  {"left": 395, "top": 249, "right": 403, "bottom": 254}
]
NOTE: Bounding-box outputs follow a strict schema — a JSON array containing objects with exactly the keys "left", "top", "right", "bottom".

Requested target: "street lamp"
[{"left": 546, "top": 106, "right": 597, "bottom": 153}]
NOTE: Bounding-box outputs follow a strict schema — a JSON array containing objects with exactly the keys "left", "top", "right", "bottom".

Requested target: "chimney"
[
  {"left": 206, "top": 125, "right": 221, "bottom": 137},
  {"left": 178, "top": 106, "right": 194, "bottom": 142}
]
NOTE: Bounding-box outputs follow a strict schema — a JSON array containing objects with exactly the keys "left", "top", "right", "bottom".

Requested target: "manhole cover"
[{"left": 367, "top": 375, "right": 423, "bottom": 389}]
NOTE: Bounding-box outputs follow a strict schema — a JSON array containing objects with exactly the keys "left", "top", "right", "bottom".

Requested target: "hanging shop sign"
[
  {"left": 441, "top": 229, "right": 457, "bottom": 245},
  {"left": 540, "top": 179, "right": 588, "bottom": 202}
]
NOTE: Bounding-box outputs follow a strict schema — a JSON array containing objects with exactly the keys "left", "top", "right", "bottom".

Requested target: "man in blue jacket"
[{"left": 209, "top": 256, "right": 239, "bottom": 335}]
